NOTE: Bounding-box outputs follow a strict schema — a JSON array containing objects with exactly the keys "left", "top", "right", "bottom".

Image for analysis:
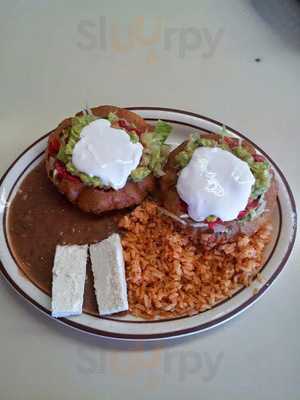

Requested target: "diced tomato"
[
  {"left": 118, "top": 119, "right": 141, "bottom": 135},
  {"left": 207, "top": 221, "right": 216, "bottom": 230},
  {"left": 54, "top": 161, "right": 65, "bottom": 178},
  {"left": 48, "top": 137, "right": 60, "bottom": 155},
  {"left": 224, "top": 136, "right": 239, "bottom": 148},
  {"left": 253, "top": 154, "right": 265, "bottom": 162},
  {"left": 238, "top": 209, "right": 248, "bottom": 219},
  {"left": 247, "top": 198, "right": 259, "bottom": 210},
  {"left": 55, "top": 161, "right": 80, "bottom": 183},
  {"left": 238, "top": 198, "right": 259, "bottom": 219},
  {"left": 132, "top": 127, "right": 142, "bottom": 135},
  {"left": 206, "top": 217, "right": 223, "bottom": 230},
  {"left": 118, "top": 119, "right": 129, "bottom": 129}
]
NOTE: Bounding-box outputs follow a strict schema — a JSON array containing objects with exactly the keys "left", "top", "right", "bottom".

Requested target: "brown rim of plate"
[{"left": 0, "top": 107, "right": 297, "bottom": 340}]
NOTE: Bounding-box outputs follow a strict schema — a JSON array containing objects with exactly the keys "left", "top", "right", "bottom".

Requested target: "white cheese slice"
[
  {"left": 51, "top": 244, "right": 88, "bottom": 318},
  {"left": 90, "top": 234, "right": 128, "bottom": 316}
]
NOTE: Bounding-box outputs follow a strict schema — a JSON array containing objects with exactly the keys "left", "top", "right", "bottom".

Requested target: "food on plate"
[
  {"left": 7, "top": 161, "right": 126, "bottom": 317},
  {"left": 159, "top": 131, "right": 278, "bottom": 247},
  {"left": 7, "top": 108, "right": 279, "bottom": 322},
  {"left": 51, "top": 244, "right": 88, "bottom": 318},
  {"left": 51, "top": 234, "right": 129, "bottom": 318},
  {"left": 119, "top": 200, "right": 273, "bottom": 319},
  {"left": 90, "top": 234, "right": 128, "bottom": 315},
  {"left": 46, "top": 105, "right": 171, "bottom": 214},
  {"left": 51, "top": 233, "right": 129, "bottom": 318}
]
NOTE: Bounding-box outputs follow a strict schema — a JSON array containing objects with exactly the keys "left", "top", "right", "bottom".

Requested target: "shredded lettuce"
[
  {"left": 233, "top": 146, "right": 254, "bottom": 164},
  {"left": 57, "top": 145, "right": 69, "bottom": 164},
  {"left": 198, "top": 137, "right": 216, "bottom": 147},
  {"left": 175, "top": 135, "right": 217, "bottom": 168},
  {"left": 107, "top": 112, "right": 119, "bottom": 123},
  {"left": 56, "top": 115, "right": 103, "bottom": 188},
  {"left": 251, "top": 164, "right": 271, "bottom": 198},
  {"left": 79, "top": 174, "right": 102, "bottom": 187},
  {"left": 186, "top": 137, "right": 199, "bottom": 153},
  {"left": 136, "top": 120, "right": 171, "bottom": 180},
  {"left": 147, "top": 145, "right": 169, "bottom": 175},
  {"left": 219, "top": 142, "right": 230, "bottom": 151},
  {"left": 174, "top": 132, "right": 272, "bottom": 221},
  {"left": 72, "top": 114, "right": 96, "bottom": 134},
  {"left": 56, "top": 116, "right": 172, "bottom": 186},
  {"left": 142, "top": 121, "right": 171, "bottom": 146},
  {"left": 64, "top": 114, "right": 96, "bottom": 157},
  {"left": 154, "top": 120, "right": 172, "bottom": 142},
  {"left": 66, "top": 161, "right": 103, "bottom": 187},
  {"left": 131, "top": 167, "right": 151, "bottom": 182},
  {"left": 129, "top": 131, "right": 139, "bottom": 143},
  {"left": 175, "top": 151, "right": 191, "bottom": 168},
  {"left": 140, "top": 152, "right": 151, "bottom": 167}
]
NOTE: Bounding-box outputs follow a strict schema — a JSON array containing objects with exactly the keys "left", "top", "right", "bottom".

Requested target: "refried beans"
[{"left": 7, "top": 161, "right": 128, "bottom": 316}]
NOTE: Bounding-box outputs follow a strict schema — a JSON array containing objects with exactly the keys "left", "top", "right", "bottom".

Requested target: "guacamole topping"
[
  {"left": 56, "top": 113, "right": 171, "bottom": 189},
  {"left": 174, "top": 131, "right": 272, "bottom": 222}
]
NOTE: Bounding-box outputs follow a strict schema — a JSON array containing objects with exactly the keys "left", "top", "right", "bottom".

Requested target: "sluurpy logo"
[
  {"left": 76, "top": 16, "right": 224, "bottom": 62},
  {"left": 76, "top": 344, "right": 224, "bottom": 384}
]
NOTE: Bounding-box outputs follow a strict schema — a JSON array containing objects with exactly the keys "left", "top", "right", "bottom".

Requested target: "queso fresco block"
[
  {"left": 90, "top": 234, "right": 128, "bottom": 316},
  {"left": 52, "top": 244, "right": 88, "bottom": 318}
]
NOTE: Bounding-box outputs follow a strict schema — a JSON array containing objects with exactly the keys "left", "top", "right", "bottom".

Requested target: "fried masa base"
[
  {"left": 45, "top": 105, "right": 156, "bottom": 214},
  {"left": 159, "top": 133, "right": 278, "bottom": 247}
]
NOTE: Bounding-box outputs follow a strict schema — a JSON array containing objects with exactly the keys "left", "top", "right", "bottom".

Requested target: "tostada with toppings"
[
  {"left": 159, "top": 129, "right": 278, "bottom": 247},
  {"left": 45, "top": 105, "right": 171, "bottom": 214}
]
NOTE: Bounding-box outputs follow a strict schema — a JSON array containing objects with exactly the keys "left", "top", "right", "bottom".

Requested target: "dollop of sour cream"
[
  {"left": 176, "top": 147, "right": 255, "bottom": 222},
  {"left": 72, "top": 119, "right": 143, "bottom": 190}
]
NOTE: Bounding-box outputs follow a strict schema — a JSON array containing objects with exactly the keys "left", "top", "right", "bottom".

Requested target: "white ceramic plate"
[{"left": 0, "top": 107, "right": 297, "bottom": 341}]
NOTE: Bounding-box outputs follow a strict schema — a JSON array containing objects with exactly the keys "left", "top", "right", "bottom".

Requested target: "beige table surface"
[{"left": 1, "top": 0, "right": 300, "bottom": 399}]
